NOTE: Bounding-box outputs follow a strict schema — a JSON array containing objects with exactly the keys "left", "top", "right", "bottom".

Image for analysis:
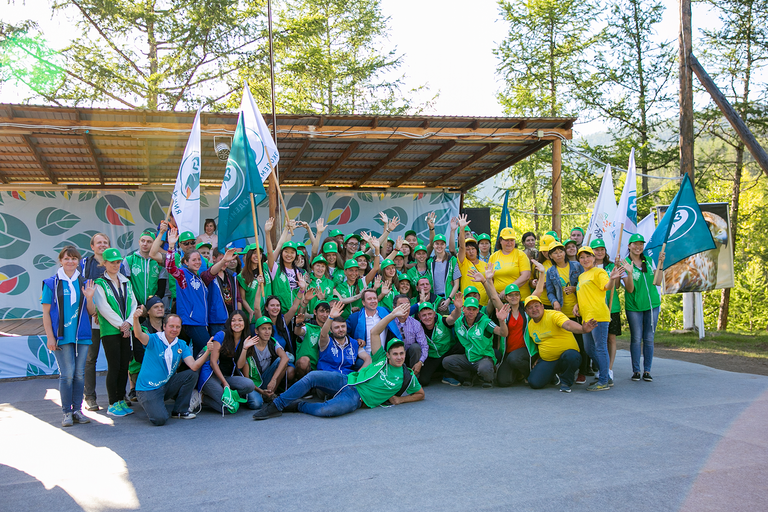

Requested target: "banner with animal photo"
[
  {"left": 0, "top": 189, "right": 459, "bottom": 321},
  {"left": 655, "top": 202, "right": 733, "bottom": 294}
]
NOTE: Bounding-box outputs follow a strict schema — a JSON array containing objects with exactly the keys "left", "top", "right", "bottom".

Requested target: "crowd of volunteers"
[{"left": 42, "top": 211, "right": 661, "bottom": 427}]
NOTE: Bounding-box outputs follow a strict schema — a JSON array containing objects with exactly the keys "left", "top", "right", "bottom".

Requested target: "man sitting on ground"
[
  {"left": 523, "top": 295, "right": 597, "bottom": 392},
  {"left": 317, "top": 302, "right": 371, "bottom": 374},
  {"left": 252, "top": 301, "right": 424, "bottom": 420},
  {"left": 131, "top": 307, "right": 212, "bottom": 425}
]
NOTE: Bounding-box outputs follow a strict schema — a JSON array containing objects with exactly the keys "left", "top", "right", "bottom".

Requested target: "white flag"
[
  {"left": 170, "top": 108, "right": 201, "bottom": 235},
  {"left": 240, "top": 83, "right": 280, "bottom": 183},
  {"left": 585, "top": 164, "right": 617, "bottom": 256},
  {"left": 611, "top": 148, "right": 638, "bottom": 260}
]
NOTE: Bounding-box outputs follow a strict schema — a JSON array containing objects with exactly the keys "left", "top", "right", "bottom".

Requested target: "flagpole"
[
  {"left": 264, "top": 148, "right": 293, "bottom": 234},
  {"left": 250, "top": 192, "right": 265, "bottom": 299},
  {"left": 608, "top": 223, "right": 625, "bottom": 311},
  {"left": 653, "top": 242, "right": 667, "bottom": 286}
]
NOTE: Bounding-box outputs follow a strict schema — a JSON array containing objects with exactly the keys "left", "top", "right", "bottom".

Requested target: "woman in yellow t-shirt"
[
  {"left": 574, "top": 246, "right": 622, "bottom": 391},
  {"left": 488, "top": 227, "right": 532, "bottom": 298}
]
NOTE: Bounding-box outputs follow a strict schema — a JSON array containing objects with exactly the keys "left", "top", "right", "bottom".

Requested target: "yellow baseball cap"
[{"left": 499, "top": 227, "right": 516, "bottom": 240}]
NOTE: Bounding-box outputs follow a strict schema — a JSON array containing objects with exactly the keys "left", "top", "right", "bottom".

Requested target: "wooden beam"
[
  {"left": 82, "top": 134, "right": 105, "bottom": 185},
  {"left": 391, "top": 140, "right": 457, "bottom": 188},
  {"left": 517, "top": 120, "right": 527, "bottom": 130},
  {"left": 470, "top": 120, "right": 480, "bottom": 130},
  {"left": 143, "top": 143, "right": 151, "bottom": 184},
  {"left": 21, "top": 135, "right": 57, "bottom": 184},
  {"left": 428, "top": 144, "right": 495, "bottom": 187},
  {"left": 679, "top": 0, "right": 694, "bottom": 183},
  {"left": 422, "top": 120, "right": 430, "bottom": 129},
  {"left": 552, "top": 139, "right": 562, "bottom": 234},
  {"left": 690, "top": 54, "right": 768, "bottom": 178},
  {"left": 314, "top": 142, "right": 361, "bottom": 186},
  {"left": 371, "top": 116, "right": 379, "bottom": 129},
  {"left": 352, "top": 140, "right": 410, "bottom": 188},
  {"left": 460, "top": 140, "right": 550, "bottom": 192},
  {"left": 282, "top": 140, "right": 310, "bottom": 182}
]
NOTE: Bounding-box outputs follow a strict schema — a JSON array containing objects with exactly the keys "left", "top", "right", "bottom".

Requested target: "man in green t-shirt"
[
  {"left": 294, "top": 300, "right": 331, "bottom": 378},
  {"left": 253, "top": 302, "right": 424, "bottom": 420}
]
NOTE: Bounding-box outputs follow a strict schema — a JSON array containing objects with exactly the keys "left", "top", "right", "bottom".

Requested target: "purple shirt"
[{"left": 396, "top": 316, "right": 428, "bottom": 363}]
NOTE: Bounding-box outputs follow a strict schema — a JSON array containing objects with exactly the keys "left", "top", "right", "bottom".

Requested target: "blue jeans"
[
  {"left": 528, "top": 349, "right": 581, "bottom": 388},
  {"left": 53, "top": 343, "right": 89, "bottom": 413},
  {"left": 583, "top": 321, "right": 610, "bottom": 385},
  {"left": 273, "top": 371, "right": 362, "bottom": 417},
  {"left": 184, "top": 325, "right": 211, "bottom": 356},
  {"left": 626, "top": 308, "right": 659, "bottom": 373},
  {"left": 248, "top": 358, "right": 282, "bottom": 409}
]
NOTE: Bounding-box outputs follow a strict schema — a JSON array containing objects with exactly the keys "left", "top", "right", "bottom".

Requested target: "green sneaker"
[
  {"left": 587, "top": 382, "right": 611, "bottom": 392},
  {"left": 118, "top": 400, "right": 135, "bottom": 415},
  {"left": 107, "top": 403, "right": 128, "bottom": 417}
]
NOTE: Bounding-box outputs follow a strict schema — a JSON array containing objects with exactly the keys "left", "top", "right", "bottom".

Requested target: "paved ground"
[{"left": 1, "top": 349, "right": 767, "bottom": 512}]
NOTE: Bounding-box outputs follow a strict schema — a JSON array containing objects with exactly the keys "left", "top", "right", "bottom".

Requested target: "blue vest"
[
  {"left": 176, "top": 267, "right": 208, "bottom": 326},
  {"left": 318, "top": 336, "right": 359, "bottom": 375},
  {"left": 207, "top": 277, "right": 229, "bottom": 324},
  {"left": 42, "top": 275, "right": 92, "bottom": 342}
]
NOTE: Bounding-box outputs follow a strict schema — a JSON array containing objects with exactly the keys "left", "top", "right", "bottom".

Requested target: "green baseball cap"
[
  {"left": 238, "top": 243, "right": 257, "bottom": 255},
  {"left": 314, "top": 300, "right": 331, "bottom": 311},
  {"left": 564, "top": 238, "right": 576, "bottom": 247},
  {"left": 404, "top": 230, "right": 417, "bottom": 238},
  {"left": 504, "top": 283, "right": 520, "bottom": 295},
  {"left": 463, "top": 285, "right": 480, "bottom": 296},
  {"left": 571, "top": 227, "right": 585, "bottom": 235},
  {"left": 343, "top": 233, "right": 362, "bottom": 244},
  {"left": 385, "top": 338, "right": 405, "bottom": 352},
  {"left": 311, "top": 255, "right": 328, "bottom": 266},
  {"left": 195, "top": 241, "right": 212, "bottom": 250},
  {"left": 545, "top": 231, "right": 560, "bottom": 240},
  {"left": 628, "top": 233, "right": 645, "bottom": 244},
  {"left": 414, "top": 244, "right": 427, "bottom": 254},
  {"left": 322, "top": 241, "right": 338, "bottom": 253},
  {"left": 590, "top": 239, "right": 606, "bottom": 249},
  {"left": 103, "top": 248, "right": 122, "bottom": 262},
  {"left": 418, "top": 302, "right": 436, "bottom": 312},
  {"left": 329, "top": 229, "right": 343, "bottom": 237},
  {"left": 463, "top": 297, "right": 480, "bottom": 309},
  {"left": 281, "top": 240, "right": 300, "bottom": 251},
  {"left": 353, "top": 250, "right": 371, "bottom": 261},
  {"left": 140, "top": 229, "right": 157, "bottom": 240},
  {"left": 344, "top": 259, "right": 359, "bottom": 269},
  {"left": 433, "top": 234, "right": 447, "bottom": 243},
  {"left": 381, "top": 258, "right": 395, "bottom": 269},
  {"left": 253, "top": 316, "right": 273, "bottom": 329},
  {"left": 477, "top": 233, "right": 491, "bottom": 242},
  {"left": 394, "top": 251, "right": 405, "bottom": 259},
  {"left": 179, "top": 231, "right": 196, "bottom": 242}
]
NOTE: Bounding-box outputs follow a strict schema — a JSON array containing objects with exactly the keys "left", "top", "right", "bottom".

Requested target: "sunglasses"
[{"left": 181, "top": 241, "right": 195, "bottom": 246}]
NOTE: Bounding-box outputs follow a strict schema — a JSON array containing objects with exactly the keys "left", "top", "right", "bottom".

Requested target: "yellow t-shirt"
[
  {"left": 458, "top": 257, "right": 488, "bottom": 306},
  {"left": 536, "top": 260, "right": 552, "bottom": 306},
  {"left": 488, "top": 249, "right": 532, "bottom": 298},
  {"left": 527, "top": 310, "right": 579, "bottom": 362},
  {"left": 556, "top": 265, "right": 578, "bottom": 318},
  {"left": 577, "top": 267, "right": 611, "bottom": 322}
]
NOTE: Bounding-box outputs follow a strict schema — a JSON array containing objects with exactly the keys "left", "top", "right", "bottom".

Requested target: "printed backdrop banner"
[
  {"left": 0, "top": 335, "right": 108, "bottom": 379},
  {"left": 0, "top": 189, "right": 459, "bottom": 320}
]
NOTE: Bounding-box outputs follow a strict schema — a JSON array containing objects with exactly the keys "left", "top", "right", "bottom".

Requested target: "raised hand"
[
  {"left": 286, "top": 219, "right": 297, "bottom": 233},
  {"left": 158, "top": 220, "right": 169, "bottom": 233},
  {"left": 330, "top": 300, "right": 345, "bottom": 319},
  {"left": 453, "top": 292, "right": 463, "bottom": 310},
  {"left": 315, "top": 286, "right": 325, "bottom": 300},
  {"left": 243, "top": 336, "right": 258, "bottom": 348},
  {"left": 82, "top": 279, "right": 96, "bottom": 300},
  {"left": 387, "top": 216, "right": 400, "bottom": 232},
  {"left": 484, "top": 265, "right": 495, "bottom": 281},
  {"left": 223, "top": 247, "right": 238, "bottom": 263},
  {"left": 609, "top": 266, "right": 623, "bottom": 280},
  {"left": 133, "top": 305, "right": 145, "bottom": 321},
  {"left": 419, "top": 288, "right": 430, "bottom": 302},
  {"left": 496, "top": 303, "right": 511, "bottom": 321},
  {"left": 256, "top": 274, "right": 265, "bottom": 284},
  {"left": 531, "top": 259, "right": 545, "bottom": 273},
  {"left": 394, "top": 302, "right": 410, "bottom": 318},
  {"left": 395, "top": 236, "right": 404, "bottom": 250},
  {"left": 297, "top": 272, "right": 307, "bottom": 291},
  {"left": 426, "top": 211, "right": 436, "bottom": 229},
  {"left": 450, "top": 217, "right": 459, "bottom": 231},
  {"left": 621, "top": 261, "right": 634, "bottom": 275},
  {"left": 469, "top": 267, "right": 486, "bottom": 283},
  {"left": 315, "top": 218, "right": 326, "bottom": 233},
  {"left": 373, "top": 275, "right": 382, "bottom": 289},
  {"left": 458, "top": 213, "right": 471, "bottom": 228},
  {"left": 167, "top": 227, "right": 179, "bottom": 247},
  {"left": 378, "top": 211, "right": 389, "bottom": 227},
  {"left": 264, "top": 217, "right": 275, "bottom": 232}
]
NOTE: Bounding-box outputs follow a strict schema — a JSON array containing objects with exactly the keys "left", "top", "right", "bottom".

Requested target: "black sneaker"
[
  {"left": 128, "top": 389, "right": 138, "bottom": 402},
  {"left": 282, "top": 400, "right": 306, "bottom": 413},
  {"left": 643, "top": 372, "right": 653, "bottom": 382},
  {"left": 461, "top": 380, "right": 473, "bottom": 387},
  {"left": 172, "top": 411, "right": 196, "bottom": 419},
  {"left": 631, "top": 372, "right": 642, "bottom": 381},
  {"left": 85, "top": 399, "right": 100, "bottom": 411},
  {"left": 481, "top": 382, "right": 493, "bottom": 389},
  {"left": 253, "top": 402, "right": 283, "bottom": 420},
  {"left": 552, "top": 374, "right": 561, "bottom": 387}
]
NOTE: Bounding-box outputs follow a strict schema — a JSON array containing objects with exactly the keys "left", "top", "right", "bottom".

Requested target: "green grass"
[{"left": 617, "top": 330, "right": 768, "bottom": 360}]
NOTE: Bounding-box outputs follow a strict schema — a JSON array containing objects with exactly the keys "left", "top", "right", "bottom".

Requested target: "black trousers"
[{"left": 102, "top": 333, "right": 132, "bottom": 405}]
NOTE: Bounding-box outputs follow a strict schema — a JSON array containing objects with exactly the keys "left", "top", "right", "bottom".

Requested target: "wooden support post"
[
  {"left": 679, "top": 0, "right": 694, "bottom": 184},
  {"left": 551, "top": 139, "right": 562, "bottom": 235},
  {"left": 268, "top": 172, "right": 279, "bottom": 246},
  {"left": 690, "top": 54, "right": 768, "bottom": 178}
]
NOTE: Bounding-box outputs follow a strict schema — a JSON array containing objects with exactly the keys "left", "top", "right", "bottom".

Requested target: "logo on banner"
[
  {"left": 219, "top": 160, "right": 246, "bottom": 210},
  {"left": 0, "top": 265, "right": 30, "bottom": 295},
  {"left": 667, "top": 206, "right": 697, "bottom": 243}
]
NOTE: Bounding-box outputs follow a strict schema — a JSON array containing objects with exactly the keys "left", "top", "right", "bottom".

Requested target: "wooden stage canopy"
[{"left": 0, "top": 104, "right": 574, "bottom": 195}]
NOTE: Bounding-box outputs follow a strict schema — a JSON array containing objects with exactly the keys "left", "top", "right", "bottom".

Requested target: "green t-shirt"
[
  {"left": 295, "top": 323, "right": 321, "bottom": 370},
  {"left": 603, "top": 263, "right": 622, "bottom": 314},
  {"left": 454, "top": 313, "right": 498, "bottom": 363},
  {"left": 406, "top": 265, "right": 433, "bottom": 289},
  {"left": 624, "top": 256, "right": 661, "bottom": 312},
  {"left": 335, "top": 279, "right": 364, "bottom": 320},
  {"left": 123, "top": 252, "right": 161, "bottom": 305},
  {"left": 307, "top": 275, "right": 335, "bottom": 313},
  {"left": 330, "top": 267, "right": 346, "bottom": 285},
  {"left": 348, "top": 347, "right": 422, "bottom": 408},
  {"left": 424, "top": 316, "right": 455, "bottom": 359}
]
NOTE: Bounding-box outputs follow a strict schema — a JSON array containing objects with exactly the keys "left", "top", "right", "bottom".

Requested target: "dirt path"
[{"left": 616, "top": 340, "right": 768, "bottom": 377}]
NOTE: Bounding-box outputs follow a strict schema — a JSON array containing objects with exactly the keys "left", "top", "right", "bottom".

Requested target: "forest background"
[{"left": 1, "top": 0, "right": 766, "bottom": 334}]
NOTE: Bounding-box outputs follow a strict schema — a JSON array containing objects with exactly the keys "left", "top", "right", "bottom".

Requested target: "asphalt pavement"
[{"left": 1, "top": 349, "right": 767, "bottom": 512}]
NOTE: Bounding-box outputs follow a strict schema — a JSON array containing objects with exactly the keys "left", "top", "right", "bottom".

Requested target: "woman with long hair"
[
  {"left": 199, "top": 310, "right": 258, "bottom": 413},
  {"left": 238, "top": 245, "right": 271, "bottom": 327},
  {"left": 376, "top": 259, "right": 400, "bottom": 311},
  {"left": 42, "top": 246, "right": 97, "bottom": 427},
  {"left": 240, "top": 316, "right": 290, "bottom": 406},
  {"left": 320, "top": 239, "right": 345, "bottom": 284}
]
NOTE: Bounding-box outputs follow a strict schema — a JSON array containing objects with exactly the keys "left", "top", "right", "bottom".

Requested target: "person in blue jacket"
[
  {"left": 42, "top": 246, "right": 98, "bottom": 427},
  {"left": 346, "top": 289, "right": 400, "bottom": 355},
  {"left": 318, "top": 301, "right": 371, "bottom": 374}
]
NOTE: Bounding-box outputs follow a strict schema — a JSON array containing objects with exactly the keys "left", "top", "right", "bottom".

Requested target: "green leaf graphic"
[
  {"left": 53, "top": 230, "right": 100, "bottom": 258},
  {"left": 78, "top": 191, "right": 97, "bottom": 201},
  {"left": 0, "top": 307, "right": 43, "bottom": 319},
  {"left": 117, "top": 231, "right": 134, "bottom": 250},
  {"left": 0, "top": 212, "right": 32, "bottom": 259},
  {"left": 32, "top": 191, "right": 57, "bottom": 198},
  {"left": 27, "top": 364, "right": 45, "bottom": 377},
  {"left": 200, "top": 194, "right": 209, "bottom": 208},
  {"left": 33, "top": 254, "right": 57, "bottom": 270},
  {"left": 139, "top": 191, "right": 172, "bottom": 225},
  {"left": 36, "top": 207, "right": 81, "bottom": 236},
  {"left": 357, "top": 192, "right": 373, "bottom": 202},
  {"left": 29, "top": 335, "right": 56, "bottom": 368},
  {"left": 126, "top": 191, "right": 136, "bottom": 197}
]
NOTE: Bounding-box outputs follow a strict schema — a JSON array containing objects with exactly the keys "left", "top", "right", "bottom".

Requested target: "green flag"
[{"left": 217, "top": 112, "right": 267, "bottom": 252}]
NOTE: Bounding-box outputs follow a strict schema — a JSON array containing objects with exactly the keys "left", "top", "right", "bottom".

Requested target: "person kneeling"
[
  {"left": 317, "top": 302, "right": 371, "bottom": 375},
  {"left": 253, "top": 302, "right": 424, "bottom": 420},
  {"left": 523, "top": 296, "right": 596, "bottom": 393},
  {"left": 131, "top": 307, "right": 212, "bottom": 425}
]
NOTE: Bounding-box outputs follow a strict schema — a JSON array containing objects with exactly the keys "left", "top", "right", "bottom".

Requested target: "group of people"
[{"left": 42, "top": 211, "right": 661, "bottom": 428}]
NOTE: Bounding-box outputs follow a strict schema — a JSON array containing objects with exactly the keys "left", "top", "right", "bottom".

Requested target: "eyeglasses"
[{"left": 181, "top": 241, "right": 195, "bottom": 246}]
